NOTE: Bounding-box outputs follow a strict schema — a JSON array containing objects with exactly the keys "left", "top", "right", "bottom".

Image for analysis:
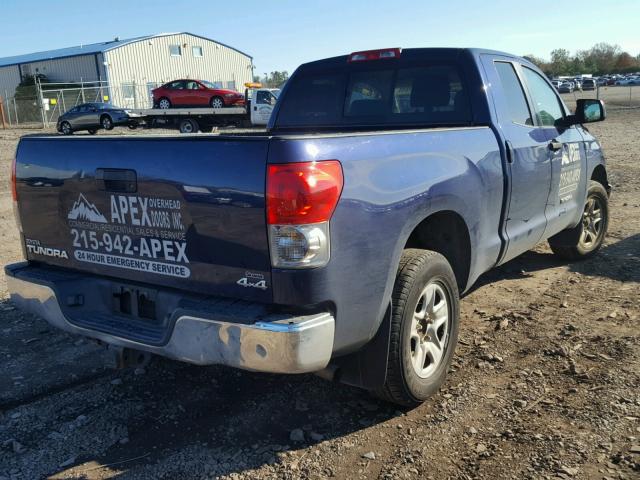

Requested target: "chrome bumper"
[{"left": 5, "top": 264, "right": 334, "bottom": 374}]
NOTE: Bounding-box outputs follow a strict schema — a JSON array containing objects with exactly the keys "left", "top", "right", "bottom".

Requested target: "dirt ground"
[{"left": 0, "top": 111, "right": 638, "bottom": 480}]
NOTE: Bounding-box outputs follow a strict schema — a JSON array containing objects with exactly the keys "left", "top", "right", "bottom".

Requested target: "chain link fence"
[
  {"left": 0, "top": 80, "right": 160, "bottom": 128},
  {"left": 560, "top": 85, "right": 640, "bottom": 111},
  {"left": 1, "top": 80, "right": 638, "bottom": 129}
]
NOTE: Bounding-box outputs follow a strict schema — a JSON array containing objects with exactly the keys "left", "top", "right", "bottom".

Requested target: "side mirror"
[{"left": 575, "top": 99, "right": 606, "bottom": 123}]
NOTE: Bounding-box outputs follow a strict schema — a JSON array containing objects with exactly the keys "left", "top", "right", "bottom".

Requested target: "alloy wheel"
[{"left": 409, "top": 281, "right": 451, "bottom": 379}]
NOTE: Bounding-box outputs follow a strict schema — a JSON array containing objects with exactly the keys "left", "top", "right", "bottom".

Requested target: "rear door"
[
  {"left": 481, "top": 56, "right": 552, "bottom": 262},
  {"left": 16, "top": 135, "right": 273, "bottom": 302}
]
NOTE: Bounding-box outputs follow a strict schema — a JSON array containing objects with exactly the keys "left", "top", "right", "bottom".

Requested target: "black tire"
[
  {"left": 60, "top": 121, "right": 73, "bottom": 135},
  {"left": 374, "top": 249, "right": 460, "bottom": 407},
  {"left": 549, "top": 180, "right": 609, "bottom": 260},
  {"left": 210, "top": 96, "right": 224, "bottom": 109},
  {"left": 158, "top": 97, "right": 171, "bottom": 109},
  {"left": 87, "top": 129, "right": 98, "bottom": 135},
  {"left": 100, "top": 115, "right": 114, "bottom": 130},
  {"left": 128, "top": 122, "right": 138, "bottom": 130},
  {"left": 179, "top": 119, "right": 199, "bottom": 134}
]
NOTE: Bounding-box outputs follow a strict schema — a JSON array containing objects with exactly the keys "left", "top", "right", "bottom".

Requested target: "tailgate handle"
[{"left": 96, "top": 168, "right": 137, "bottom": 193}]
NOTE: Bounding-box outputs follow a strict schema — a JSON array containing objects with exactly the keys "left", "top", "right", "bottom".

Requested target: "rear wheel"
[
  {"left": 100, "top": 115, "right": 114, "bottom": 130},
  {"left": 210, "top": 96, "right": 224, "bottom": 109},
  {"left": 158, "top": 98, "right": 171, "bottom": 109},
  {"left": 179, "top": 119, "right": 199, "bottom": 134},
  {"left": 60, "top": 121, "right": 73, "bottom": 135},
  {"left": 374, "top": 249, "right": 459, "bottom": 407},
  {"left": 549, "top": 180, "right": 609, "bottom": 260}
]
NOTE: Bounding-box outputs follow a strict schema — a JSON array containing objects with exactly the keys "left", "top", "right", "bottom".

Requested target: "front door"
[
  {"left": 250, "top": 90, "right": 277, "bottom": 125},
  {"left": 481, "top": 56, "right": 553, "bottom": 263},
  {"left": 518, "top": 66, "right": 588, "bottom": 238}
]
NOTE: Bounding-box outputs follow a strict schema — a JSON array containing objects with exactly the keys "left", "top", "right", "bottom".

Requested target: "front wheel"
[
  {"left": 374, "top": 249, "right": 460, "bottom": 407},
  {"left": 210, "top": 96, "right": 224, "bottom": 109},
  {"left": 549, "top": 180, "right": 609, "bottom": 260}
]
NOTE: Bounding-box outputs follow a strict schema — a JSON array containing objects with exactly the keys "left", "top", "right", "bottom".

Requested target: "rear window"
[{"left": 275, "top": 64, "right": 471, "bottom": 129}]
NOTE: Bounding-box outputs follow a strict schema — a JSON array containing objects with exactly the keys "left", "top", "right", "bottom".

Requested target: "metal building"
[{"left": 0, "top": 32, "right": 253, "bottom": 108}]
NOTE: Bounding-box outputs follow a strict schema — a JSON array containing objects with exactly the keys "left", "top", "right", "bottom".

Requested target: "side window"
[
  {"left": 169, "top": 45, "right": 182, "bottom": 56},
  {"left": 521, "top": 67, "right": 564, "bottom": 127},
  {"left": 256, "top": 90, "right": 271, "bottom": 105},
  {"left": 168, "top": 81, "right": 184, "bottom": 90},
  {"left": 494, "top": 62, "right": 533, "bottom": 126},
  {"left": 185, "top": 81, "right": 200, "bottom": 90}
]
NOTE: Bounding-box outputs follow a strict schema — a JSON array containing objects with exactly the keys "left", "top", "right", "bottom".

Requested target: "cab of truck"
[{"left": 245, "top": 82, "right": 281, "bottom": 125}]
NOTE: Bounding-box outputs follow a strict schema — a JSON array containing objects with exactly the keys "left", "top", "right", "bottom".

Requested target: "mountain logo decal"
[{"left": 68, "top": 194, "right": 108, "bottom": 223}]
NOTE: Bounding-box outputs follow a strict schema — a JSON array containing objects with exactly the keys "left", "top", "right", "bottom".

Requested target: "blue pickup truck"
[{"left": 7, "top": 48, "right": 609, "bottom": 406}]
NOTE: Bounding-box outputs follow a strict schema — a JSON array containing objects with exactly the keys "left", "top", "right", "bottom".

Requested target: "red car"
[{"left": 152, "top": 79, "right": 245, "bottom": 109}]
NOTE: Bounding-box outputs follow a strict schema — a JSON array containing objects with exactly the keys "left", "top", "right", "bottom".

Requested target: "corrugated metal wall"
[
  {"left": 105, "top": 33, "right": 253, "bottom": 107},
  {"left": 0, "top": 65, "right": 20, "bottom": 99},
  {"left": 0, "top": 54, "right": 101, "bottom": 98},
  {"left": 20, "top": 55, "right": 100, "bottom": 83}
]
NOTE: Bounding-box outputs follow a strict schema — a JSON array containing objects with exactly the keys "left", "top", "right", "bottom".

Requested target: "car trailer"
[{"left": 130, "top": 107, "right": 254, "bottom": 133}]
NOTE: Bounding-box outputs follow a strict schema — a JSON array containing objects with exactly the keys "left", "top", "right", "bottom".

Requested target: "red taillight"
[
  {"left": 267, "top": 161, "right": 343, "bottom": 225},
  {"left": 348, "top": 48, "right": 401, "bottom": 62},
  {"left": 10, "top": 157, "right": 17, "bottom": 202}
]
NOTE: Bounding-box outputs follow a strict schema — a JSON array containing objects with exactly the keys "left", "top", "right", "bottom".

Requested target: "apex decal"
[
  {"left": 65, "top": 193, "right": 191, "bottom": 278},
  {"left": 68, "top": 193, "right": 108, "bottom": 223}
]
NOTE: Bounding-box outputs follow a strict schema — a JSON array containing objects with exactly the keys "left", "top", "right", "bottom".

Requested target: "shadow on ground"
[
  {"left": 9, "top": 234, "right": 638, "bottom": 478},
  {"left": 468, "top": 233, "right": 640, "bottom": 296}
]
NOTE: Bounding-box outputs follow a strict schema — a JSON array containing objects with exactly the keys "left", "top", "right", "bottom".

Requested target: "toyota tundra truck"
[{"left": 6, "top": 48, "right": 610, "bottom": 406}]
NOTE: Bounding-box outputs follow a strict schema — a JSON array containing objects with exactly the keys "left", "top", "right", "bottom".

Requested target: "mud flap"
[{"left": 332, "top": 303, "right": 392, "bottom": 390}]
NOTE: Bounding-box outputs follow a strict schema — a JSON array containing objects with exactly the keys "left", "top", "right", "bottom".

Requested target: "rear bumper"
[{"left": 5, "top": 263, "right": 334, "bottom": 373}]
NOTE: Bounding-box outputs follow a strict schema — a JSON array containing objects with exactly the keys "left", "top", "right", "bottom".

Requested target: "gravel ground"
[{"left": 0, "top": 111, "right": 638, "bottom": 480}]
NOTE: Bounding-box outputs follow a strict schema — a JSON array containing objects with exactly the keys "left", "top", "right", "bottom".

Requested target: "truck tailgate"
[{"left": 15, "top": 135, "right": 272, "bottom": 302}]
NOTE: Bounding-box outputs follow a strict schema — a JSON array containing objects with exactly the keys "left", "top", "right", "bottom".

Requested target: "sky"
[{"left": 1, "top": 0, "right": 638, "bottom": 74}]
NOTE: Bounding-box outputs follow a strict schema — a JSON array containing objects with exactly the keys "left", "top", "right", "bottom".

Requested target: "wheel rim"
[
  {"left": 102, "top": 118, "right": 112, "bottom": 129},
  {"left": 159, "top": 99, "right": 170, "bottom": 109},
  {"left": 182, "top": 122, "right": 193, "bottom": 133},
  {"left": 409, "top": 281, "right": 450, "bottom": 379},
  {"left": 579, "top": 195, "right": 604, "bottom": 249},
  {"left": 211, "top": 98, "right": 223, "bottom": 108},
  {"left": 62, "top": 123, "right": 71, "bottom": 134}
]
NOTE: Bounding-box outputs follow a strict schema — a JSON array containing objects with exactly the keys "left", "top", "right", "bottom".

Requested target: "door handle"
[
  {"left": 96, "top": 168, "right": 137, "bottom": 193},
  {"left": 549, "top": 140, "right": 563, "bottom": 151}
]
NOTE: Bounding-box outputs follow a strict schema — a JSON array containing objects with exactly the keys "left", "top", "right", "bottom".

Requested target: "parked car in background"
[
  {"left": 56, "top": 103, "right": 140, "bottom": 135},
  {"left": 615, "top": 77, "right": 640, "bottom": 86},
  {"left": 152, "top": 79, "right": 245, "bottom": 109},
  {"left": 551, "top": 80, "right": 562, "bottom": 89},
  {"left": 582, "top": 78, "right": 596, "bottom": 90},
  {"left": 558, "top": 81, "right": 574, "bottom": 93},
  {"left": 572, "top": 79, "right": 582, "bottom": 91}
]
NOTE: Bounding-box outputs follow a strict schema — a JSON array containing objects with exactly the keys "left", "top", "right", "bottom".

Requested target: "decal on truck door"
[
  {"left": 67, "top": 193, "right": 191, "bottom": 279},
  {"left": 559, "top": 143, "right": 582, "bottom": 205}
]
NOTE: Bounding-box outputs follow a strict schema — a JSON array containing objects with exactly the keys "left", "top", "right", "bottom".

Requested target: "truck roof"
[{"left": 296, "top": 47, "right": 524, "bottom": 70}]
